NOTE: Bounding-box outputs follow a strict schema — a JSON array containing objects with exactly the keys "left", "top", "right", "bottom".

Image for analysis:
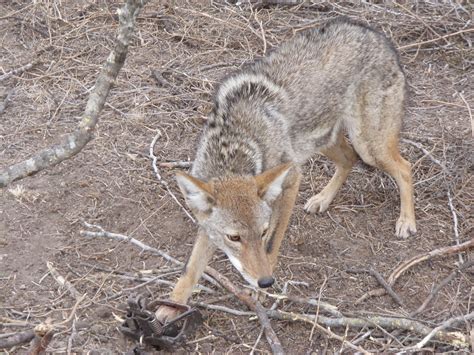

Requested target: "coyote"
[{"left": 157, "top": 18, "right": 416, "bottom": 321}]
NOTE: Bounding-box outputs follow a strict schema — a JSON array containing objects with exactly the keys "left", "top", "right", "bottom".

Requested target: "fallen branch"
[
  {"left": 264, "top": 292, "right": 342, "bottom": 318},
  {"left": 0, "top": 0, "right": 148, "bottom": 187},
  {"left": 0, "top": 330, "right": 35, "bottom": 349},
  {"left": 409, "top": 312, "right": 474, "bottom": 350},
  {"left": 204, "top": 268, "right": 285, "bottom": 354},
  {"left": 81, "top": 222, "right": 181, "bottom": 265},
  {"left": 0, "top": 320, "right": 31, "bottom": 329},
  {"left": 192, "top": 301, "right": 470, "bottom": 348},
  {"left": 265, "top": 309, "right": 470, "bottom": 348},
  {"left": 190, "top": 301, "right": 255, "bottom": 316}
]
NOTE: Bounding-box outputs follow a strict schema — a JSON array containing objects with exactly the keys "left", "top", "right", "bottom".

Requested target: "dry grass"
[{"left": 0, "top": 1, "right": 472, "bottom": 353}]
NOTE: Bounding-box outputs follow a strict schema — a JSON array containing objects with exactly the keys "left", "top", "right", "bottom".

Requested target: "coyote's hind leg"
[{"left": 304, "top": 132, "right": 358, "bottom": 213}]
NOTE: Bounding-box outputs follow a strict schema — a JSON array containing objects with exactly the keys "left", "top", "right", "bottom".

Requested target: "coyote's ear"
[
  {"left": 255, "top": 163, "right": 293, "bottom": 204},
  {"left": 176, "top": 172, "right": 214, "bottom": 213}
]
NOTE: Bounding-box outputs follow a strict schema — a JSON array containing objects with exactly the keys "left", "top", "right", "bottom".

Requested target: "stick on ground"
[
  {"left": 358, "top": 239, "right": 474, "bottom": 303},
  {"left": 47, "top": 262, "right": 80, "bottom": 300},
  {"left": 204, "top": 267, "right": 285, "bottom": 355},
  {"left": 0, "top": 0, "right": 149, "bottom": 187},
  {"left": 0, "top": 330, "right": 35, "bottom": 349},
  {"left": 347, "top": 268, "right": 405, "bottom": 307}
]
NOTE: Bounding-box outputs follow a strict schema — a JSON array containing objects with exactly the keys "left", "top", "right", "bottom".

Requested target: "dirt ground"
[{"left": 1, "top": 1, "right": 473, "bottom": 354}]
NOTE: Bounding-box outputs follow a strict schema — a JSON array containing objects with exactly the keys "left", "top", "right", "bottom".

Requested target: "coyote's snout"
[{"left": 156, "top": 17, "right": 417, "bottom": 322}]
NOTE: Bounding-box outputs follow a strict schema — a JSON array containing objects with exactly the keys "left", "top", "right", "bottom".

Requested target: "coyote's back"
[
  {"left": 195, "top": 18, "right": 407, "bottom": 175},
  {"left": 257, "top": 19, "right": 406, "bottom": 164}
]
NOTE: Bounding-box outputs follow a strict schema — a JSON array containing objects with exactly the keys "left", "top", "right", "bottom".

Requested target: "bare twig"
[
  {"left": 81, "top": 223, "right": 180, "bottom": 265},
  {"left": 458, "top": 92, "right": 473, "bottom": 137},
  {"left": 347, "top": 268, "right": 405, "bottom": 307},
  {"left": 447, "top": 190, "right": 463, "bottom": 264},
  {"left": 47, "top": 262, "right": 80, "bottom": 300},
  {"left": 56, "top": 294, "right": 87, "bottom": 327},
  {"left": 0, "top": 61, "right": 39, "bottom": 82},
  {"left": 66, "top": 319, "right": 76, "bottom": 355},
  {"left": 159, "top": 161, "right": 192, "bottom": 168},
  {"left": 0, "top": 317, "right": 31, "bottom": 327},
  {"left": 254, "top": 10, "right": 267, "bottom": 55},
  {"left": 80, "top": 222, "right": 220, "bottom": 288},
  {"left": 412, "top": 260, "right": 474, "bottom": 316},
  {"left": 149, "top": 130, "right": 195, "bottom": 223},
  {"left": 116, "top": 273, "right": 215, "bottom": 294},
  {"left": 398, "top": 28, "right": 474, "bottom": 50},
  {"left": 264, "top": 292, "right": 342, "bottom": 318},
  {"left": 387, "top": 239, "right": 474, "bottom": 285},
  {"left": 401, "top": 138, "right": 446, "bottom": 170},
  {"left": 0, "top": 0, "right": 149, "bottom": 187},
  {"left": 358, "top": 239, "right": 474, "bottom": 302},
  {"left": 250, "top": 326, "right": 265, "bottom": 355},
  {"left": 190, "top": 301, "right": 255, "bottom": 316}
]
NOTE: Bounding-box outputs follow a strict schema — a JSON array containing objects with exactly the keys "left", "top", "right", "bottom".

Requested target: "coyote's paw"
[
  {"left": 396, "top": 217, "right": 417, "bottom": 239},
  {"left": 304, "top": 193, "right": 332, "bottom": 213},
  {"left": 155, "top": 305, "right": 182, "bottom": 323}
]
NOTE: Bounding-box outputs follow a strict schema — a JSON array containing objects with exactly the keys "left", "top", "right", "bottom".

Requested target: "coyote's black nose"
[{"left": 258, "top": 276, "right": 275, "bottom": 288}]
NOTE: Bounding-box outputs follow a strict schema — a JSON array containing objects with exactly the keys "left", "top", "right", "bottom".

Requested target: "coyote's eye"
[
  {"left": 227, "top": 234, "right": 241, "bottom": 242},
  {"left": 261, "top": 228, "right": 268, "bottom": 238}
]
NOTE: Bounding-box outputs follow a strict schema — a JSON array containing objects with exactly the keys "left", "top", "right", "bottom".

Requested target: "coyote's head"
[{"left": 176, "top": 163, "right": 295, "bottom": 288}]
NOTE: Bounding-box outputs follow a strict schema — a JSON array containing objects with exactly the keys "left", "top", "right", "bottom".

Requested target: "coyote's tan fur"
[{"left": 157, "top": 18, "right": 416, "bottom": 321}]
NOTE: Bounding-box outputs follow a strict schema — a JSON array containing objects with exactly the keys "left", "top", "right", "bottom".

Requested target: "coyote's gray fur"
[{"left": 157, "top": 18, "right": 416, "bottom": 321}]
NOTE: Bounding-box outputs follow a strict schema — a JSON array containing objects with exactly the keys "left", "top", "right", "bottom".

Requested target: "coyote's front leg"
[
  {"left": 155, "top": 228, "right": 215, "bottom": 321},
  {"left": 268, "top": 171, "right": 301, "bottom": 270}
]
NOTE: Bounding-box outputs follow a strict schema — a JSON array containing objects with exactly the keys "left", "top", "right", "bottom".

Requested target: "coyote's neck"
[{"left": 191, "top": 74, "right": 286, "bottom": 181}]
